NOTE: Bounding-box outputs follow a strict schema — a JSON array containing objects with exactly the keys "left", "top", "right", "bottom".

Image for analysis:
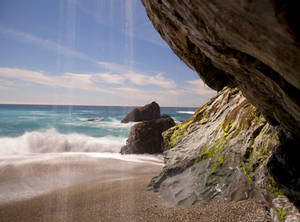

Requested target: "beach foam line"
[
  {"left": 0, "top": 153, "right": 163, "bottom": 205},
  {"left": 176, "top": 111, "right": 195, "bottom": 114}
]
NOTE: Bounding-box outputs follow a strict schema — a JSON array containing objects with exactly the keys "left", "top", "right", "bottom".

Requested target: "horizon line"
[{"left": 0, "top": 103, "right": 199, "bottom": 109}]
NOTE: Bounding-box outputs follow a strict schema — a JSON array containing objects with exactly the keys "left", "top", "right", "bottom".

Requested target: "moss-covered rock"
[{"left": 148, "top": 87, "right": 299, "bottom": 221}]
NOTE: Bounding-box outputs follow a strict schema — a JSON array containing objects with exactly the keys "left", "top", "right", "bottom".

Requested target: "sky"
[{"left": 0, "top": 0, "right": 216, "bottom": 107}]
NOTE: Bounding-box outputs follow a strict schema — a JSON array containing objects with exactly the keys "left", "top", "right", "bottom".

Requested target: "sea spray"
[{"left": 0, "top": 128, "right": 127, "bottom": 155}]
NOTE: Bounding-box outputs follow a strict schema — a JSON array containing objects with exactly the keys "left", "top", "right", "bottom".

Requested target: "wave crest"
[
  {"left": 0, "top": 128, "right": 126, "bottom": 155},
  {"left": 176, "top": 111, "right": 195, "bottom": 114}
]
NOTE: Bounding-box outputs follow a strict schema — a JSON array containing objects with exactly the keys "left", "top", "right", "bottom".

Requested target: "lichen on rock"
[
  {"left": 141, "top": 1, "right": 300, "bottom": 220},
  {"left": 147, "top": 87, "right": 299, "bottom": 221}
]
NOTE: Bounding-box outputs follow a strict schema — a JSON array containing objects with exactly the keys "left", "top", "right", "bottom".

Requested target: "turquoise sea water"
[{"left": 0, "top": 104, "right": 196, "bottom": 154}]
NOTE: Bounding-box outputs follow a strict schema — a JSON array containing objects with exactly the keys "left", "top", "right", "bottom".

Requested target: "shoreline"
[
  {"left": 0, "top": 153, "right": 163, "bottom": 206},
  {"left": 0, "top": 173, "right": 271, "bottom": 222}
]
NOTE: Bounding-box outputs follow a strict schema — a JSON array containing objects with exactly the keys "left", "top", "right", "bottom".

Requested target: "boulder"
[
  {"left": 120, "top": 115, "right": 175, "bottom": 154},
  {"left": 147, "top": 88, "right": 300, "bottom": 220},
  {"left": 121, "top": 101, "right": 160, "bottom": 123}
]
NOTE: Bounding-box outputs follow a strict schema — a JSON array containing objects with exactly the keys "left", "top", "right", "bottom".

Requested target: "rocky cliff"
[
  {"left": 141, "top": 1, "right": 300, "bottom": 221},
  {"left": 148, "top": 87, "right": 299, "bottom": 221},
  {"left": 141, "top": 0, "right": 300, "bottom": 136}
]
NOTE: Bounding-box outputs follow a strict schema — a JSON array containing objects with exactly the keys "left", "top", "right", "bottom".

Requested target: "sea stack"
[
  {"left": 121, "top": 101, "right": 160, "bottom": 123},
  {"left": 121, "top": 102, "right": 175, "bottom": 154}
]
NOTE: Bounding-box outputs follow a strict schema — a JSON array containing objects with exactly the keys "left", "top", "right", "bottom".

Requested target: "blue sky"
[{"left": 0, "top": 0, "right": 215, "bottom": 107}]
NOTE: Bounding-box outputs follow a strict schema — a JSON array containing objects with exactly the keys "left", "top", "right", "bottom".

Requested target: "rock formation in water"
[
  {"left": 121, "top": 114, "right": 175, "bottom": 154},
  {"left": 141, "top": 1, "right": 300, "bottom": 221},
  {"left": 121, "top": 101, "right": 160, "bottom": 123},
  {"left": 141, "top": 0, "right": 300, "bottom": 136}
]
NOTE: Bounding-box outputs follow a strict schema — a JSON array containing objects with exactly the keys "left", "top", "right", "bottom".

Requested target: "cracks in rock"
[
  {"left": 205, "top": 40, "right": 300, "bottom": 134},
  {"left": 186, "top": 36, "right": 196, "bottom": 52},
  {"left": 173, "top": 10, "right": 184, "bottom": 22},
  {"left": 267, "top": 129, "right": 300, "bottom": 209},
  {"left": 271, "top": 0, "right": 300, "bottom": 40},
  {"left": 183, "top": 39, "right": 236, "bottom": 91}
]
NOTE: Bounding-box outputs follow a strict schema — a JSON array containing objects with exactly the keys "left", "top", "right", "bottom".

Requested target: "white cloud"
[
  {"left": 158, "top": 89, "right": 186, "bottom": 96},
  {"left": 0, "top": 24, "right": 174, "bottom": 90},
  {"left": 114, "top": 87, "right": 143, "bottom": 93},
  {"left": 149, "top": 73, "right": 176, "bottom": 88},
  {"left": 0, "top": 68, "right": 216, "bottom": 107},
  {"left": 185, "top": 79, "right": 216, "bottom": 95},
  {"left": 0, "top": 68, "right": 111, "bottom": 93},
  {"left": 97, "top": 61, "right": 176, "bottom": 89},
  {"left": 0, "top": 79, "right": 15, "bottom": 90},
  {"left": 96, "top": 61, "right": 129, "bottom": 73},
  {"left": 95, "top": 73, "right": 125, "bottom": 84},
  {"left": 125, "top": 72, "right": 148, "bottom": 85}
]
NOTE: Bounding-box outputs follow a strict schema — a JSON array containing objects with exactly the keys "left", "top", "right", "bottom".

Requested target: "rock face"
[
  {"left": 147, "top": 88, "right": 300, "bottom": 221},
  {"left": 121, "top": 101, "right": 160, "bottom": 123},
  {"left": 120, "top": 115, "right": 175, "bottom": 154},
  {"left": 141, "top": 0, "right": 300, "bottom": 136}
]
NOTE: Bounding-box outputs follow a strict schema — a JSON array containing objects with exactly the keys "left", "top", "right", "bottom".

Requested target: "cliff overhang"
[
  {"left": 141, "top": 1, "right": 300, "bottom": 221},
  {"left": 141, "top": 0, "right": 300, "bottom": 136}
]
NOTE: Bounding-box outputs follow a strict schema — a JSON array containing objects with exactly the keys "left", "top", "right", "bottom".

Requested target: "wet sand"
[
  {"left": 0, "top": 153, "right": 163, "bottom": 205},
  {"left": 0, "top": 174, "right": 271, "bottom": 222},
  {"left": 0, "top": 153, "right": 271, "bottom": 221}
]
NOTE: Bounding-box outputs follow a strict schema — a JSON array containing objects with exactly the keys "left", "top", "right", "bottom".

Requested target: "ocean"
[
  {"left": 0, "top": 104, "right": 195, "bottom": 154},
  {"left": 0, "top": 104, "right": 196, "bottom": 204}
]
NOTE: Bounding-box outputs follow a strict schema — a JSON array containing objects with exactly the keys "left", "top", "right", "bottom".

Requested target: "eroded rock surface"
[
  {"left": 121, "top": 101, "right": 160, "bottom": 123},
  {"left": 120, "top": 115, "right": 175, "bottom": 154},
  {"left": 148, "top": 88, "right": 300, "bottom": 221},
  {"left": 141, "top": 0, "right": 300, "bottom": 135}
]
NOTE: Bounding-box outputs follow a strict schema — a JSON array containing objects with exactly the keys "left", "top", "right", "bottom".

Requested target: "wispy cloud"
[
  {"left": 97, "top": 61, "right": 176, "bottom": 89},
  {"left": 0, "top": 24, "right": 174, "bottom": 89},
  {"left": 0, "top": 68, "right": 111, "bottom": 93},
  {"left": 114, "top": 87, "right": 143, "bottom": 93},
  {"left": 0, "top": 25, "right": 94, "bottom": 62},
  {"left": 96, "top": 62, "right": 129, "bottom": 74},
  {"left": 0, "top": 67, "right": 216, "bottom": 107},
  {"left": 0, "top": 79, "right": 15, "bottom": 90},
  {"left": 74, "top": 0, "right": 167, "bottom": 48},
  {"left": 185, "top": 79, "right": 215, "bottom": 95},
  {"left": 95, "top": 73, "right": 125, "bottom": 85}
]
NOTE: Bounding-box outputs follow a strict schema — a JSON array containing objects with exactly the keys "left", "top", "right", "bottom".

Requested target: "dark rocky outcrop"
[
  {"left": 147, "top": 88, "right": 300, "bottom": 221},
  {"left": 141, "top": 1, "right": 300, "bottom": 220},
  {"left": 120, "top": 115, "right": 175, "bottom": 154},
  {"left": 141, "top": 0, "right": 300, "bottom": 136},
  {"left": 121, "top": 101, "right": 160, "bottom": 123}
]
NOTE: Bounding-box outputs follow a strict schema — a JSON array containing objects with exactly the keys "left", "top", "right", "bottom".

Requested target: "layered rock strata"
[
  {"left": 141, "top": 0, "right": 300, "bottom": 136},
  {"left": 148, "top": 88, "right": 300, "bottom": 221}
]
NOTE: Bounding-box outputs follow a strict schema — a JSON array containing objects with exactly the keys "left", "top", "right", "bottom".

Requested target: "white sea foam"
[
  {"left": 176, "top": 111, "right": 195, "bottom": 114},
  {"left": 0, "top": 152, "right": 163, "bottom": 205},
  {"left": 66, "top": 118, "right": 134, "bottom": 129},
  {"left": 99, "top": 118, "right": 135, "bottom": 128},
  {"left": 0, "top": 128, "right": 127, "bottom": 155},
  {"left": 77, "top": 117, "right": 104, "bottom": 122}
]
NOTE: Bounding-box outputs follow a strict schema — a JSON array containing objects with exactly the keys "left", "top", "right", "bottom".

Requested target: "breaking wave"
[
  {"left": 0, "top": 128, "right": 127, "bottom": 155},
  {"left": 176, "top": 111, "right": 195, "bottom": 114}
]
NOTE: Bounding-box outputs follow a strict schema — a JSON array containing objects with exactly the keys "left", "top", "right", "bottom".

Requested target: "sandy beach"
[{"left": 0, "top": 171, "right": 271, "bottom": 222}]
